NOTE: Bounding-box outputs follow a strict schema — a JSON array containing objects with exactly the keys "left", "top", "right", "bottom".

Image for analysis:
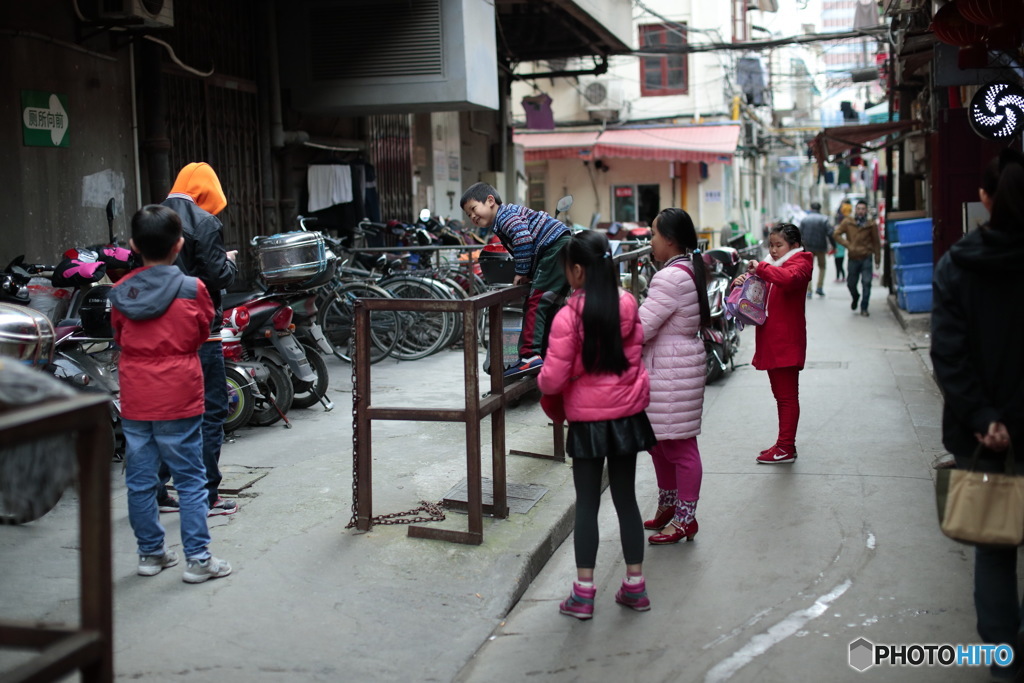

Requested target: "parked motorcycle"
[
  {"left": 1, "top": 257, "right": 123, "bottom": 456},
  {"left": 701, "top": 246, "right": 743, "bottom": 384}
]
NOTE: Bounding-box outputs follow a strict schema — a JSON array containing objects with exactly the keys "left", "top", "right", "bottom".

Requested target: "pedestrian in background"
[
  {"left": 931, "top": 149, "right": 1024, "bottom": 683},
  {"left": 637, "top": 208, "right": 708, "bottom": 545},
  {"left": 732, "top": 224, "right": 812, "bottom": 464},
  {"left": 538, "top": 230, "right": 656, "bottom": 620},
  {"left": 798, "top": 201, "right": 831, "bottom": 298},
  {"left": 156, "top": 162, "right": 239, "bottom": 517},
  {"left": 461, "top": 182, "right": 570, "bottom": 380},
  {"left": 833, "top": 200, "right": 881, "bottom": 317},
  {"left": 110, "top": 205, "right": 232, "bottom": 584},
  {"left": 832, "top": 199, "right": 852, "bottom": 282}
]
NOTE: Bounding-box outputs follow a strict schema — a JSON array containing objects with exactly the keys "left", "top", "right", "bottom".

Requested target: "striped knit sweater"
[{"left": 493, "top": 203, "right": 570, "bottom": 275}]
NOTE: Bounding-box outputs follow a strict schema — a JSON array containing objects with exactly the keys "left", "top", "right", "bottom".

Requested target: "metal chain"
[{"left": 345, "top": 300, "right": 446, "bottom": 529}]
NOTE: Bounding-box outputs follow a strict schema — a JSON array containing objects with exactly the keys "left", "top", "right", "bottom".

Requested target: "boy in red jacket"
[{"left": 110, "top": 205, "right": 232, "bottom": 584}]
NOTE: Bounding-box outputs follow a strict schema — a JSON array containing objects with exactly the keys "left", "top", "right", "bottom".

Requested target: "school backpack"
[{"left": 724, "top": 274, "right": 768, "bottom": 329}]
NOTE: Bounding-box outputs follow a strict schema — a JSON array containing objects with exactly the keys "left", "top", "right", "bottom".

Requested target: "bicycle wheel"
[
  {"left": 381, "top": 275, "right": 456, "bottom": 361},
  {"left": 318, "top": 283, "right": 401, "bottom": 364}
]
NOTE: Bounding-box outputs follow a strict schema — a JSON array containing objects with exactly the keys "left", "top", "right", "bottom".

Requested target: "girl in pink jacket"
[
  {"left": 538, "top": 230, "right": 656, "bottom": 620},
  {"left": 638, "top": 208, "right": 710, "bottom": 545}
]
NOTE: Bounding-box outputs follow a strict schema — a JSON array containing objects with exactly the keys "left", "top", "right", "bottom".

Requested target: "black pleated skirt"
[{"left": 566, "top": 411, "right": 657, "bottom": 460}]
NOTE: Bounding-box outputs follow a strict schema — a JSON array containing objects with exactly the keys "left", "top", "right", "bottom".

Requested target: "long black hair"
[
  {"left": 561, "top": 230, "right": 629, "bottom": 375},
  {"left": 654, "top": 208, "right": 710, "bottom": 328},
  {"left": 988, "top": 148, "right": 1024, "bottom": 232}
]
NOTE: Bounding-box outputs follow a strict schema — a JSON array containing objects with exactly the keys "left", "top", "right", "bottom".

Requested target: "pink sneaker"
[
  {"left": 615, "top": 578, "right": 651, "bottom": 612},
  {"left": 756, "top": 445, "right": 797, "bottom": 464},
  {"left": 559, "top": 581, "right": 596, "bottom": 620}
]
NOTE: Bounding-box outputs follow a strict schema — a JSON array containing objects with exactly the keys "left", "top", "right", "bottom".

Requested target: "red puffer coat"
[{"left": 751, "top": 250, "right": 813, "bottom": 371}]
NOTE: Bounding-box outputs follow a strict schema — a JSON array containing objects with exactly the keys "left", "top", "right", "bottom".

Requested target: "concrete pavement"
[
  {"left": 0, "top": 270, "right": 995, "bottom": 682},
  {"left": 455, "top": 274, "right": 995, "bottom": 683}
]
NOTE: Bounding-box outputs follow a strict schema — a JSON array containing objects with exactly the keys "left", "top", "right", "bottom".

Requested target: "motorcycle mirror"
[
  {"left": 105, "top": 198, "right": 116, "bottom": 244},
  {"left": 419, "top": 208, "right": 431, "bottom": 222},
  {"left": 555, "top": 196, "right": 573, "bottom": 214}
]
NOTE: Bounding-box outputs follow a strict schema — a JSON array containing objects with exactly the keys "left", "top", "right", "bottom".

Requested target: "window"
[
  {"left": 639, "top": 23, "right": 688, "bottom": 97},
  {"left": 612, "top": 184, "right": 660, "bottom": 224}
]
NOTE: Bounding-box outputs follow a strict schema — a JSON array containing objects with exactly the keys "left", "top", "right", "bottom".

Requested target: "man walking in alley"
[
  {"left": 833, "top": 200, "right": 881, "bottom": 316},
  {"left": 798, "top": 202, "right": 832, "bottom": 297}
]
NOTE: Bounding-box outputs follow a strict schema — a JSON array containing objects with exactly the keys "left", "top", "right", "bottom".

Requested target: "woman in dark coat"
[{"left": 931, "top": 149, "right": 1024, "bottom": 682}]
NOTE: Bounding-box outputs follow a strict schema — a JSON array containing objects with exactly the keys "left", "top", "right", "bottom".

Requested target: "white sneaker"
[
  {"left": 183, "top": 556, "right": 232, "bottom": 584},
  {"left": 138, "top": 549, "right": 179, "bottom": 576}
]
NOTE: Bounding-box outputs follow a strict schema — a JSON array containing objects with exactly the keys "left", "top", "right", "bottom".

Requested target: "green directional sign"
[{"left": 21, "top": 90, "right": 69, "bottom": 148}]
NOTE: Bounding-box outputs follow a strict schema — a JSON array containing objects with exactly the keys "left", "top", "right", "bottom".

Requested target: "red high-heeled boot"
[
  {"left": 648, "top": 518, "right": 698, "bottom": 545},
  {"left": 643, "top": 505, "right": 675, "bottom": 530}
]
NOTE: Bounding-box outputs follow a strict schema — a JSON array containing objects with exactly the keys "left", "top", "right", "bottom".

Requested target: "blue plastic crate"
[
  {"left": 893, "top": 263, "right": 933, "bottom": 287},
  {"left": 898, "top": 284, "right": 932, "bottom": 313},
  {"left": 892, "top": 218, "right": 932, "bottom": 244},
  {"left": 891, "top": 240, "right": 932, "bottom": 267}
]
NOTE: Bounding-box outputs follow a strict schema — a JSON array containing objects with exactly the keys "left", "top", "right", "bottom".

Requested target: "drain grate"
[
  {"left": 443, "top": 477, "right": 547, "bottom": 515},
  {"left": 804, "top": 361, "right": 847, "bottom": 370}
]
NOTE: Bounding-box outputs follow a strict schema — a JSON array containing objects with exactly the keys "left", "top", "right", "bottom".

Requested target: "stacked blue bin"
[{"left": 890, "top": 218, "right": 933, "bottom": 313}]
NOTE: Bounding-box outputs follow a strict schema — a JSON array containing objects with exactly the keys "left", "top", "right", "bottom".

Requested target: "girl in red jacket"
[
  {"left": 538, "top": 230, "right": 656, "bottom": 620},
  {"left": 733, "top": 223, "right": 813, "bottom": 464}
]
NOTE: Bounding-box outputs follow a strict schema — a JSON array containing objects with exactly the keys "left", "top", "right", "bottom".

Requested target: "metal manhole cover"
[{"left": 443, "top": 477, "right": 547, "bottom": 515}]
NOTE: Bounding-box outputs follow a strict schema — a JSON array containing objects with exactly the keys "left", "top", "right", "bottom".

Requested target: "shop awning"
[
  {"left": 812, "top": 120, "right": 918, "bottom": 164},
  {"left": 514, "top": 124, "right": 741, "bottom": 164}
]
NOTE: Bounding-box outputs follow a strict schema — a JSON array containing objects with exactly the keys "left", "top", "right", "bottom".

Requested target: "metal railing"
[{"left": 349, "top": 244, "right": 652, "bottom": 545}]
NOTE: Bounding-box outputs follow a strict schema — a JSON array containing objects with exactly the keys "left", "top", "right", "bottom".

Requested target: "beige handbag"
[{"left": 936, "top": 445, "right": 1024, "bottom": 546}]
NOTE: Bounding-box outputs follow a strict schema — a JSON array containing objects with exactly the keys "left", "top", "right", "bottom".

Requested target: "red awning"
[{"left": 514, "top": 124, "right": 741, "bottom": 164}]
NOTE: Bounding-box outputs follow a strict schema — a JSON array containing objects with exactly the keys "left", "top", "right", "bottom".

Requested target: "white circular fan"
[{"left": 970, "top": 82, "right": 1024, "bottom": 140}]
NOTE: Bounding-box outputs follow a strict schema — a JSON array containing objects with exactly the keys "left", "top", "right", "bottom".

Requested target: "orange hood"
[{"left": 168, "top": 162, "right": 227, "bottom": 216}]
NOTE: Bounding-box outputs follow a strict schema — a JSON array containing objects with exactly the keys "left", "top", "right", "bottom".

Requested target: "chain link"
[{"left": 346, "top": 300, "right": 446, "bottom": 529}]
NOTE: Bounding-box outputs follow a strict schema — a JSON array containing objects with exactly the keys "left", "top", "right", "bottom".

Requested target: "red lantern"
[
  {"left": 931, "top": 2, "right": 988, "bottom": 46},
  {"left": 986, "top": 23, "right": 1024, "bottom": 50},
  {"left": 957, "top": 0, "right": 1024, "bottom": 27}
]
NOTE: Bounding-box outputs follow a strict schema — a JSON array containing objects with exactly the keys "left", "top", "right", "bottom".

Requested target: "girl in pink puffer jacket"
[
  {"left": 538, "top": 230, "right": 656, "bottom": 620},
  {"left": 639, "top": 208, "right": 710, "bottom": 545}
]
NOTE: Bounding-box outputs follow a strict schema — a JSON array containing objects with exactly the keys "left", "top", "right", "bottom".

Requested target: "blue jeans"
[
  {"left": 846, "top": 256, "right": 873, "bottom": 311},
  {"left": 123, "top": 416, "right": 211, "bottom": 560},
  {"left": 158, "top": 340, "right": 227, "bottom": 507}
]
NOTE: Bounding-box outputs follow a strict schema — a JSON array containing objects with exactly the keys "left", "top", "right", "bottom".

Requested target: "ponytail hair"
[
  {"left": 561, "top": 230, "right": 629, "bottom": 375},
  {"left": 654, "top": 208, "right": 711, "bottom": 328},
  {"left": 989, "top": 148, "right": 1024, "bottom": 233}
]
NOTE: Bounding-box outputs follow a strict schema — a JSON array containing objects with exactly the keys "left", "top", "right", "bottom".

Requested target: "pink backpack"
[{"left": 724, "top": 275, "right": 767, "bottom": 328}]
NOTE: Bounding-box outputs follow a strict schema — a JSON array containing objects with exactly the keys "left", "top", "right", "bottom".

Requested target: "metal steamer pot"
[{"left": 0, "top": 303, "right": 56, "bottom": 366}]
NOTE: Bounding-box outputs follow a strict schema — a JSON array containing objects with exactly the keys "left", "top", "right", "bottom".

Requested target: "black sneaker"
[
  {"left": 850, "top": 294, "right": 859, "bottom": 311},
  {"left": 208, "top": 497, "right": 239, "bottom": 516},
  {"left": 158, "top": 496, "right": 180, "bottom": 514}
]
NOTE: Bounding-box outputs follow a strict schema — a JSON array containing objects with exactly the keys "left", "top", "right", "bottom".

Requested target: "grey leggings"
[{"left": 572, "top": 454, "right": 645, "bottom": 569}]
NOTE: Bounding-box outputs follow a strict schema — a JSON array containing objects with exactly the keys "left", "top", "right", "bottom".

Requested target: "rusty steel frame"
[
  {"left": 0, "top": 393, "right": 114, "bottom": 683},
  {"left": 349, "top": 244, "right": 653, "bottom": 546}
]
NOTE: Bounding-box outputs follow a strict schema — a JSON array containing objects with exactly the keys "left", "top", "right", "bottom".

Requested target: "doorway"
[{"left": 612, "top": 183, "right": 660, "bottom": 223}]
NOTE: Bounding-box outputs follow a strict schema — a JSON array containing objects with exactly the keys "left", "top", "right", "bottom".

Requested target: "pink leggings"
[
  {"left": 767, "top": 366, "right": 801, "bottom": 450},
  {"left": 649, "top": 437, "right": 702, "bottom": 501}
]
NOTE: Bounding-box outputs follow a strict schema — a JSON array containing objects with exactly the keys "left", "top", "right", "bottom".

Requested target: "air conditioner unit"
[
  {"left": 583, "top": 79, "right": 623, "bottom": 122},
  {"left": 96, "top": 0, "right": 174, "bottom": 28}
]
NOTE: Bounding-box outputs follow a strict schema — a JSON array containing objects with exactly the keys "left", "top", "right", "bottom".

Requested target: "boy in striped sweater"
[{"left": 461, "top": 182, "right": 571, "bottom": 379}]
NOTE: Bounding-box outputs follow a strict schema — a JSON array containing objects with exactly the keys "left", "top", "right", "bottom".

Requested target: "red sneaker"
[{"left": 756, "top": 445, "right": 797, "bottom": 464}]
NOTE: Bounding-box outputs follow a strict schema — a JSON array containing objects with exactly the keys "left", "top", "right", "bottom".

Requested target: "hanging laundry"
[
  {"left": 307, "top": 165, "right": 353, "bottom": 212},
  {"left": 521, "top": 94, "right": 555, "bottom": 130},
  {"left": 736, "top": 57, "right": 766, "bottom": 106}
]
